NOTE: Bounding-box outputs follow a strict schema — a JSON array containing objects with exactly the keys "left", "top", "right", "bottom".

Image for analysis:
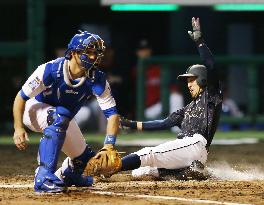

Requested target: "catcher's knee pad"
[
  {"left": 47, "top": 108, "right": 56, "bottom": 126},
  {"left": 46, "top": 106, "right": 72, "bottom": 129},
  {"left": 44, "top": 112, "right": 70, "bottom": 137},
  {"left": 39, "top": 112, "right": 70, "bottom": 172}
]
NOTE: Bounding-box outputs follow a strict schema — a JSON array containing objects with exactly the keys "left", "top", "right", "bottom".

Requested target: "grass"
[{"left": 1, "top": 130, "right": 264, "bottom": 145}]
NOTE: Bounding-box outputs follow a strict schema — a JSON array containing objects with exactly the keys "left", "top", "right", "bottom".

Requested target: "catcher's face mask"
[{"left": 65, "top": 31, "right": 105, "bottom": 73}]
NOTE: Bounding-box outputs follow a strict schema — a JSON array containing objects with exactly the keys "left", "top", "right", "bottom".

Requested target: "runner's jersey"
[{"left": 142, "top": 43, "right": 223, "bottom": 147}]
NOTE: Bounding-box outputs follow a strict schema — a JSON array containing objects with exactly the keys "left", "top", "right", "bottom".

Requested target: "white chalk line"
[
  {"left": 0, "top": 184, "right": 33, "bottom": 188},
  {"left": 91, "top": 191, "right": 252, "bottom": 205},
  {"left": 0, "top": 184, "right": 252, "bottom": 205}
]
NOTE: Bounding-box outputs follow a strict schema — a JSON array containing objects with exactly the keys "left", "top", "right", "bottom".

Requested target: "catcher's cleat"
[
  {"left": 34, "top": 167, "right": 66, "bottom": 193},
  {"left": 34, "top": 179, "right": 67, "bottom": 193},
  {"left": 56, "top": 167, "right": 94, "bottom": 187},
  {"left": 64, "top": 174, "right": 93, "bottom": 187}
]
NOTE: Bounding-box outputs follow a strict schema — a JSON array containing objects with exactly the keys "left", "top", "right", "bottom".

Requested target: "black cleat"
[{"left": 158, "top": 160, "right": 208, "bottom": 181}]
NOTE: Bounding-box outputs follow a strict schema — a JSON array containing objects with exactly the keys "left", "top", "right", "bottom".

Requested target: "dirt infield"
[{"left": 0, "top": 143, "right": 264, "bottom": 205}]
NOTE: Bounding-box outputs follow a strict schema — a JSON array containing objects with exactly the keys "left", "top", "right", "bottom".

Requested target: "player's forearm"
[
  {"left": 106, "top": 114, "right": 120, "bottom": 136},
  {"left": 121, "top": 112, "right": 183, "bottom": 131},
  {"left": 13, "top": 92, "right": 26, "bottom": 130},
  {"left": 141, "top": 118, "right": 175, "bottom": 131},
  {"left": 141, "top": 109, "right": 184, "bottom": 131},
  {"left": 197, "top": 42, "right": 214, "bottom": 70},
  {"left": 123, "top": 117, "right": 176, "bottom": 131},
  {"left": 197, "top": 42, "right": 220, "bottom": 86}
]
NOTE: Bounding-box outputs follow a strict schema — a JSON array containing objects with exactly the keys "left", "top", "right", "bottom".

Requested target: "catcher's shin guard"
[
  {"left": 39, "top": 114, "right": 69, "bottom": 172},
  {"left": 56, "top": 146, "right": 95, "bottom": 187},
  {"left": 35, "top": 109, "right": 70, "bottom": 193}
]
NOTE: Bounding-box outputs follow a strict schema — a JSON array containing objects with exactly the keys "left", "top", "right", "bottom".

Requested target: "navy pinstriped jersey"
[
  {"left": 142, "top": 42, "right": 223, "bottom": 147},
  {"left": 20, "top": 57, "right": 117, "bottom": 119}
]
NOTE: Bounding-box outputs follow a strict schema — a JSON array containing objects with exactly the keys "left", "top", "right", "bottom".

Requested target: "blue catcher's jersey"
[{"left": 20, "top": 57, "right": 117, "bottom": 119}]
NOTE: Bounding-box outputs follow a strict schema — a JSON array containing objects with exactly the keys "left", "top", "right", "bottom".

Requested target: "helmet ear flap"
[{"left": 199, "top": 78, "right": 207, "bottom": 87}]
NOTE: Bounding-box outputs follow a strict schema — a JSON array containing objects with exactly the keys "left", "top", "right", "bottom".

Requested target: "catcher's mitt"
[{"left": 83, "top": 144, "right": 122, "bottom": 177}]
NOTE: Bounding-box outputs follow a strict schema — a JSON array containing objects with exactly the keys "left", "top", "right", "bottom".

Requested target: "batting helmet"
[
  {"left": 65, "top": 31, "right": 106, "bottom": 71},
  {"left": 177, "top": 64, "right": 207, "bottom": 87}
]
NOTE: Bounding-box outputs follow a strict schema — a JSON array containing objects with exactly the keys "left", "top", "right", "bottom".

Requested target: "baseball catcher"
[
  {"left": 92, "top": 17, "right": 222, "bottom": 179},
  {"left": 13, "top": 31, "right": 120, "bottom": 193}
]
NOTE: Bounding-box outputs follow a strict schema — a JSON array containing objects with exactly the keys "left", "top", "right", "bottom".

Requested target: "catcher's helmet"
[
  {"left": 177, "top": 64, "right": 207, "bottom": 87},
  {"left": 65, "top": 31, "right": 105, "bottom": 71}
]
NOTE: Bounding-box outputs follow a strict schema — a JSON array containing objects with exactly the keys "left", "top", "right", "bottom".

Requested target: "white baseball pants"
[
  {"left": 23, "top": 98, "right": 87, "bottom": 159},
  {"left": 134, "top": 134, "right": 208, "bottom": 169}
]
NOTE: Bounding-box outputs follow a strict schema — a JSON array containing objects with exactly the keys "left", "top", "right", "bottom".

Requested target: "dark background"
[{"left": 1, "top": 1, "right": 264, "bottom": 132}]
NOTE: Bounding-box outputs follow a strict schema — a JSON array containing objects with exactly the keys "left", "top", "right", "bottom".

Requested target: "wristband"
[
  {"left": 121, "top": 119, "right": 137, "bottom": 129},
  {"left": 130, "top": 121, "right": 137, "bottom": 129},
  {"left": 195, "top": 38, "right": 204, "bottom": 46},
  {"left": 104, "top": 135, "right": 116, "bottom": 145}
]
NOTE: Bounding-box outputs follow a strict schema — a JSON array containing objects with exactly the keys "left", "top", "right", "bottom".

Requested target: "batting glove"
[
  {"left": 188, "top": 17, "right": 203, "bottom": 44},
  {"left": 119, "top": 116, "right": 137, "bottom": 130}
]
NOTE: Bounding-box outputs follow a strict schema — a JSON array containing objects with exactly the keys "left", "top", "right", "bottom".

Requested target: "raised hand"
[{"left": 188, "top": 17, "right": 202, "bottom": 43}]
